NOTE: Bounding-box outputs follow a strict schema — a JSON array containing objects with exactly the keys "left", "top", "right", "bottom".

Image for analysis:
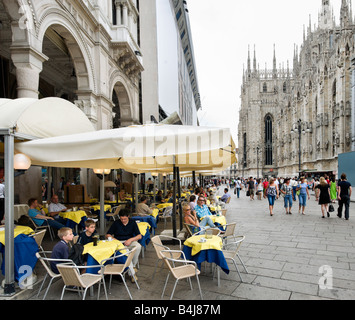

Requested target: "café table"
[
  {"left": 59, "top": 209, "right": 88, "bottom": 230},
  {"left": 156, "top": 203, "right": 173, "bottom": 211},
  {"left": 90, "top": 204, "right": 112, "bottom": 221},
  {"left": 182, "top": 234, "right": 229, "bottom": 286},
  {"left": 83, "top": 239, "right": 127, "bottom": 274},
  {"left": 209, "top": 215, "right": 227, "bottom": 231},
  {"left": 0, "top": 226, "right": 38, "bottom": 282}
]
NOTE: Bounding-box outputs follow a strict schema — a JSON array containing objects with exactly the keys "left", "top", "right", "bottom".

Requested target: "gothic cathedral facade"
[{"left": 238, "top": 0, "right": 355, "bottom": 178}]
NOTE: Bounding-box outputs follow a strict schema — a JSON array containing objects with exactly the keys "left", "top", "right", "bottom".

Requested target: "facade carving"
[{"left": 238, "top": 0, "right": 355, "bottom": 178}]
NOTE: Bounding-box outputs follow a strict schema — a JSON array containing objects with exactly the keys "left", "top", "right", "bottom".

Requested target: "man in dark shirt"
[
  {"left": 247, "top": 177, "right": 255, "bottom": 200},
  {"left": 106, "top": 208, "right": 142, "bottom": 268},
  {"left": 337, "top": 173, "right": 352, "bottom": 220}
]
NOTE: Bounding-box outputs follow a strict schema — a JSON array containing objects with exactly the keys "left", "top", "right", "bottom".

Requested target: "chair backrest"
[
  {"left": 226, "top": 197, "right": 231, "bottom": 204},
  {"left": 123, "top": 246, "right": 137, "bottom": 268},
  {"left": 113, "top": 205, "right": 125, "bottom": 216},
  {"left": 224, "top": 222, "right": 236, "bottom": 237},
  {"left": 36, "top": 252, "right": 58, "bottom": 278},
  {"left": 151, "top": 235, "right": 166, "bottom": 259},
  {"left": 162, "top": 206, "right": 173, "bottom": 217},
  {"left": 57, "top": 264, "right": 85, "bottom": 288},
  {"left": 229, "top": 236, "right": 245, "bottom": 254},
  {"left": 183, "top": 223, "right": 193, "bottom": 237},
  {"left": 209, "top": 228, "right": 221, "bottom": 236},
  {"left": 30, "top": 229, "right": 46, "bottom": 247},
  {"left": 35, "top": 252, "right": 73, "bottom": 278},
  {"left": 160, "top": 250, "right": 178, "bottom": 275}
]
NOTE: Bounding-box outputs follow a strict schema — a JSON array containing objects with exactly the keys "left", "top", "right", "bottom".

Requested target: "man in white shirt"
[
  {"left": 48, "top": 194, "right": 67, "bottom": 224},
  {"left": 0, "top": 178, "right": 5, "bottom": 222}
]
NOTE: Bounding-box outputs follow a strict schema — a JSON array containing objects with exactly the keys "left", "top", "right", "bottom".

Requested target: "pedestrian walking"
[
  {"left": 247, "top": 177, "right": 255, "bottom": 200},
  {"left": 234, "top": 177, "right": 241, "bottom": 198},
  {"left": 264, "top": 178, "right": 279, "bottom": 216},
  {"left": 280, "top": 178, "right": 293, "bottom": 214},
  {"left": 330, "top": 176, "right": 337, "bottom": 203},
  {"left": 315, "top": 177, "right": 331, "bottom": 218},
  {"left": 296, "top": 177, "right": 310, "bottom": 215},
  {"left": 256, "top": 178, "right": 264, "bottom": 200},
  {"left": 337, "top": 173, "right": 352, "bottom": 220}
]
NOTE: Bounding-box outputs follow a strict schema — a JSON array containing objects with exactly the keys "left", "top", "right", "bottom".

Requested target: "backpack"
[
  {"left": 17, "top": 215, "right": 36, "bottom": 229},
  {"left": 68, "top": 243, "right": 85, "bottom": 266}
]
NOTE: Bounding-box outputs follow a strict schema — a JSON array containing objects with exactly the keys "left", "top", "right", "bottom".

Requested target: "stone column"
[
  {"left": 115, "top": 0, "right": 122, "bottom": 25},
  {"left": 122, "top": 4, "right": 128, "bottom": 26},
  {"left": 11, "top": 46, "right": 48, "bottom": 99}
]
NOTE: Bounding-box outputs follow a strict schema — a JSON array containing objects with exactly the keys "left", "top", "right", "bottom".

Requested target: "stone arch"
[
  {"left": 109, "top": 71, "right": 135, "bottom": 127},
  {"left": 112, "top": 81, "right": 133, "bottom": 127},
  {"left": 36, "top": 8, "right": 96, "bottom": 93}
]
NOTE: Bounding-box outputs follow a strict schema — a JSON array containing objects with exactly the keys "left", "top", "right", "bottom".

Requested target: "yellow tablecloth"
[
  {"left": 151, "top": 208, "right": 159, "bottom": 219},
  {"left": 210, "top": 215, "right": 227, "bottom": 229},
  {"left": 0, "top": 225, "right": 34, "bottom": 245},
  {"left": 157, "top": 203, "right": 173, "bottom": 210},
  {"left": 184, "top": 235, "right": 223, "bottom": 256},
  {"left": 59, "top": 210, "right": 87, "bottom": 225},
  {"left": 136, "top": 222, "right": 151, "bottom": 236},
  {"left": 83, "top": 239, "right": 126, "bottom": 264},
  {"left": 209, "top": 205, "right": 222, "bottom": 212},
  {"left": 90, "top": 205, "right": 111, "bottom": 212}
]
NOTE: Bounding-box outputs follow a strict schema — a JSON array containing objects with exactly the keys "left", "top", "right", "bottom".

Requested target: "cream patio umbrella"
[{"left": 15, "top": 124, "right": 236, "bottom": 236}]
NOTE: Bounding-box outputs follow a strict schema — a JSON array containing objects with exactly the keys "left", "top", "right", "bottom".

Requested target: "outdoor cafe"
[{"left": 0, "top": 98, "right": 247, "bottom": 300}]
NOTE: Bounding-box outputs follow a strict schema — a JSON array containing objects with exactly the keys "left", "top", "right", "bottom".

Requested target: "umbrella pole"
[
  {"left": 99, "top": 176, "right": 105, "bottom": 237},
  {"left": 4, "top": 133, "right": 15, "bottom": 295},
  {"left": 176, "top": 167, "right": 182, "bottom": 231},
  {"left": 172, "top": 165, "right": 177, "bottom": 238},
  {"left": 134, "top": 174, "right": 139, "bottom": 212}
]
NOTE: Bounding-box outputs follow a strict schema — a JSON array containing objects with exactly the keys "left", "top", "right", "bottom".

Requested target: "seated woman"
[
  {"left": 183, "top": 204, "right": 215, "bottom": 235},
  {"left": 155, "top": 190, "right": 164, "bottom": 203},
  {"left": 118, "top": 189, "right": 126, "bottom": 201}
]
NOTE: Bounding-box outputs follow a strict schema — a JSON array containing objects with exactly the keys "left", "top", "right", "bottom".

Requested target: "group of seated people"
[{"left": 50, "top": 208, "right": 141, "bottom": 282}]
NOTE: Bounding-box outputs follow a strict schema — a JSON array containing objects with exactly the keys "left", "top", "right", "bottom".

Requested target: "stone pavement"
[{"left": 6, "top": 186, "right": 355, "bottom": 301}]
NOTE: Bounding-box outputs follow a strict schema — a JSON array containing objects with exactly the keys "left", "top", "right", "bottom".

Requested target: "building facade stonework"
[{"left": 238, "top": 0, "right": 355, "bottom": 178}]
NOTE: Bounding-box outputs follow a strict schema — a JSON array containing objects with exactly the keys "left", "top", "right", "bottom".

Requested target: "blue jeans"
[
  {"left": 43, "top": 219, "right": 67, "bottom": 230},
  {"left": 200, "top": 216, "right": 216, "bottom": 228},
  {"left": 284, "top": 195, "right": 293, "bottom": 208},
  {"left": 267, "top": 195, "right": 276, "bottom": 206},
  {"left": 299, "top": 193, "right": 307, "bottom": 207},
  {"left": 236, "top": 188, "right": 240, "bottom": 198}
]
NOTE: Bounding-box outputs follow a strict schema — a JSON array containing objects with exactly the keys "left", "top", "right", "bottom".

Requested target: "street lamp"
[
  {"left": 290, "top": 119, "right": 305, "bottom": 177},
  {"left": 256, "top": 146, "right": 260, "bottom": 179},
  {"left": 93, "top": 168, "right": 111, "bottom": 236}
]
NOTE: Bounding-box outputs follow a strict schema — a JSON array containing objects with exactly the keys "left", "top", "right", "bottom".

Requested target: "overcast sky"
[{"left": 187, "top": 0, "right": 350, "bottom": 145}]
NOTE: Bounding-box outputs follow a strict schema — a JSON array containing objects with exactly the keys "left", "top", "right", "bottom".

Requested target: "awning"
[
  {"left": 15, "top": 124, "right": 236, "bottom": 173},
  {"left": 0, "top": 97, "right": 95, "bottom": 138}
]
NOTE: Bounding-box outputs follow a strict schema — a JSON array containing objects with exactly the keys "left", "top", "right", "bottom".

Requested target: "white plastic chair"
[
  {"left": 99, "top": 247, "right": 139, "bottom": 300},
  {"left": 160, "top": 249, "right": 203, "bottom": 300},
  {"left": 221, "top": 235, "right": 248, "bottom": 282},
  {"left": 35, "top": 251, "right": 73, "bottom": 300},
  {"left": 56, "top": 263, "right": 108, "bottom": 300},
  {"left": 151, "top": 235, "right": 182, "bottom": 280}
]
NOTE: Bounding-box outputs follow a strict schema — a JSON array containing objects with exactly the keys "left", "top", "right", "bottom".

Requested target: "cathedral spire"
[
  {"left": 273, "top": 44, "right": 277, "bottom": 78},
  {"left": 340, "top": 0, "right": 350, "bottom": 28},
  {"left": 319, "top": 0, "right": 334, "bottom": 30},
  {"left": 253, "top": 45, "right": 257, "bottom": 72},
  {"left": 247, "top": 45, "right": 251, "bottom": 74}
]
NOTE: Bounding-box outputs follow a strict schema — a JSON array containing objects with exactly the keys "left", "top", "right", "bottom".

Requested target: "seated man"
[
  {"left": 48, "top": 194, "right": 67, "bottom": 224},
  {"left": 194, "top": 196, "right": 213, "bottom": 220},
  {"left": 28, "top": 198, "right": 68, "bottom": 232},
  {"left": 183, "top": 204, "right": 215, "bottom": 235},
  {"left": 136, "top": 195, "right": 153, "bottom": 216},
  {"left": 106, "top": 208, "right": 142, "bottom": 281},
  {"left": 220, "top": 188, "right": 231, "bottom": 203}
]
